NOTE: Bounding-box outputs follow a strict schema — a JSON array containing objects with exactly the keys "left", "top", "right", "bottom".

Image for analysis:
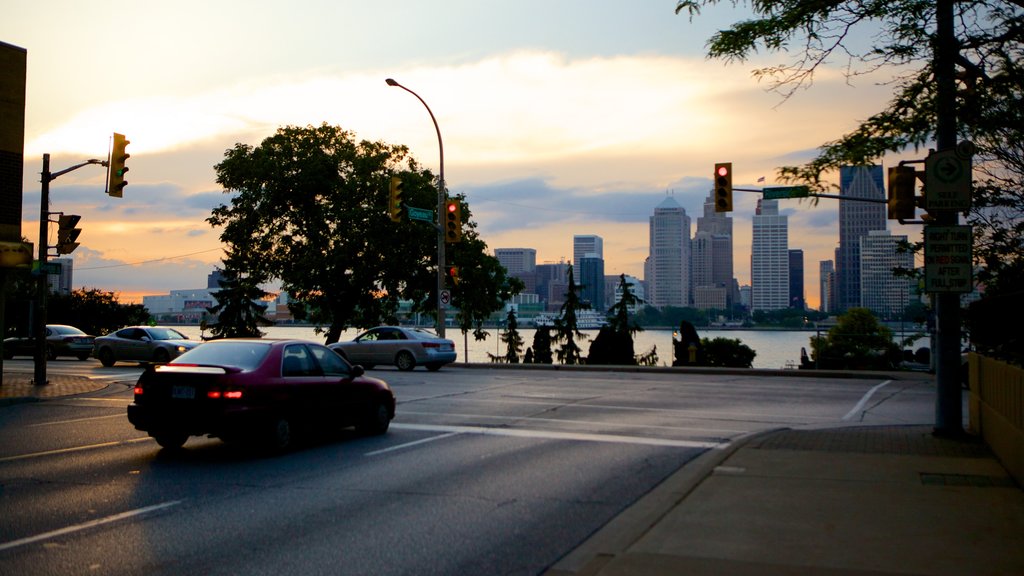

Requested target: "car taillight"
[
  {"left": 133, "top": 385, "right": 144, "bottom": 395},
  {"left": 422, "top": 342, "right": 440, "bottom": 349},
  {"left": 207, "top": 389, "right": 243, "bottom": 400}
]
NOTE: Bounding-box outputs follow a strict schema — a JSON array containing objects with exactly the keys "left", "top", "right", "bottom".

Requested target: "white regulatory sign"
[
  {"left": 924, "top": 225, "right": 973, "bottom": 293},
  {"left": 440, "top": 290, "right": 451, "bottom": 306}
]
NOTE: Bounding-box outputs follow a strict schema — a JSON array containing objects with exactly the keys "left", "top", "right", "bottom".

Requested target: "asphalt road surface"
[{"left": 0, "top": 361, "right": 935, "bottom": 575}]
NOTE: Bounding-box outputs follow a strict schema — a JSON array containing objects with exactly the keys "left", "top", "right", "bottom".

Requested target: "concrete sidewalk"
[
  {"left": 547, "top": 425, "right": 1024, "bottom": 576},
  {"left": 0, "top": 369, "right": 112, "bottom": 405}
]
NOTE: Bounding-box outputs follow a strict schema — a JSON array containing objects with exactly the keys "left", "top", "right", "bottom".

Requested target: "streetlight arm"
[{"left": 385, "top": 79, "right": 444, "bottom": 186}]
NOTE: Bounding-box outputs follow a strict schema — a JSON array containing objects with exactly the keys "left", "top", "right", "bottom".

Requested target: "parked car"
[
  {"left": 329, "top": 326, "right": 457, "bottom": 371},
  {"left": 2, "top": 324, "right": 95, "bottom": 361},
  {"left": 93, "top": 326, "right": 200, "bottom": 366},
  {"left": 127, "top": 338, "right": 395, "bottom": 451}
]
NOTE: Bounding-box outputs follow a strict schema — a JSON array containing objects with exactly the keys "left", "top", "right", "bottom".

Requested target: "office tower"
[
  {"left": 789, "top": 249, "right": 805, "bottom": 310},
  {"left": 859, "top": 230, "right": 915, "bottom": 319},
  {"left": 578, "top": 255, "right": 605, "bottom": 310},
  {"left": 837, "top": 165, "right": 886, "bottom": 312},
  {"left": 819, "top": 260, "right": 836, "bottom": 313},
  {"left": 495, "top": 248, "right": 538, "bottom": 294},
  {"left": 693, "top": 191, "right": 736, "bottom": 310},
  {"left": 647, "top": 196, "right": 691, "bottom": 308},
  {"left": 536, "top": 261, "right": 570, "bottom": 311},
  {"left": 573, "top": 235, "right": 603, "bottom": 270},
  {"left": 751, "top": 199, "right": 789, "bottom": 311}
]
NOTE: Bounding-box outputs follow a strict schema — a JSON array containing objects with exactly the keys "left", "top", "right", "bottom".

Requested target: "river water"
[{"left": 171, "top": 325, "right": 931, "bottom": 370}]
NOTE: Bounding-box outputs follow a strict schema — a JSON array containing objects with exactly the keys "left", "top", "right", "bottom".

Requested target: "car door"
[
  {"left": 116, "top": 328, "right": 150, "bottom": 361},
  {"left": 280, "top": 343, "right": 328, "bottom": 420},
  {"left": 308, "top": 344, "right": 362, "bottom": 425}
]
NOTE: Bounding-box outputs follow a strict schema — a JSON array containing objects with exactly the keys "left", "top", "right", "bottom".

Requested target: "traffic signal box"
[
  {"left": 887, "top": 166, "right": 917, "bottom": 220},
  {"left": 714, "top": 162, "right": 733, "bottom": 213},
  {"left": 445, "top": 199, "right": 462, "bottom": 243},
  {"left": 389, "top": 176, "right": 404, "bottom": 222},
  {"left": 108, "top": 133, "right": 130, "bottom": 197},
  {"left": 56, "top": 214, "right": 82, "bottom": 255}
]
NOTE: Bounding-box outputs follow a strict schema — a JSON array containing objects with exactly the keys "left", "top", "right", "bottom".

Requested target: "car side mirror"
[{"left": 351, "top": 365, "right": 365, "bottom": 377}]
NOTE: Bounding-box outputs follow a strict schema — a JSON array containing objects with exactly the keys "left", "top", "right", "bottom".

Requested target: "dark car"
[
  {"left": 329, "top": 326, "right": 457, "bottom": 371},
  {"left": 93, "top": 325, "right": 200, "bottom": 366},
  {"left": 2, "top": 324, "right": 95, "bottom": 361},
  {"left": 127, "top": 339, "right": 395, "bottom": 451}
]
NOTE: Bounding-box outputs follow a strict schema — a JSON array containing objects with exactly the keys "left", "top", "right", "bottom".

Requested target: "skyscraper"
[
  {"left": 495, "top": 248, "right": 538, "bottom": 295},
  {"left": 692, "top": 191, "right": 736, "bottom": 310},
  {"left": 789, "top": 249, "right": 805, "bottom": 309},
  {"left": 819, "top": 260, "right": 836, "bottom": 313},
  {"left": 647, "top": 196, "right": 691, "bottom": 308},
  {"left": 573, "top": 235, "right": 603, "bottom": 270},
  {"left": 751, "top": 199, "right": 789, "bottom": 311},
  {"left": 859, "top": 230, "right": 914, "bottom": 319},
  {"left": 838, "top": 165, "right": 886, "bottom": 312},
  {"left": 578, "top": 255, "right": 605, "bottom": 310}
]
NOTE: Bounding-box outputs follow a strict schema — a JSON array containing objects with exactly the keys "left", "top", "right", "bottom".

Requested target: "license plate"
[{"left": 171, "top": 385, "right": 195, "bottom": 399}]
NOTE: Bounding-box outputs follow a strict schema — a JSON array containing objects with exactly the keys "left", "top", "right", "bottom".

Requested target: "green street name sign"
[
  {"left": 763, "top": 186, "right": 810, "bottom": 200},
  {"left": 406, "top": 206, "right": 434, "bottom": 222}
]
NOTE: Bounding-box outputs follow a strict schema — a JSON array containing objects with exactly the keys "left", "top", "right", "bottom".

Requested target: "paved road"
[{"left": 0, "top": 363, "right": 935, "bottom": 575}]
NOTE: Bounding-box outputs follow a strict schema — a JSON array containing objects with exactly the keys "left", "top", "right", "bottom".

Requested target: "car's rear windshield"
[
  {"left": 171, "top": 342, "right": 271, "bottom": 370},
  {"left": 406, "top": 329, "right": 440, "bottom": 340}
]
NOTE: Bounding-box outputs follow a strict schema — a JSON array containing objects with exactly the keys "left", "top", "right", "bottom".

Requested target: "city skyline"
[{"left": 4, "top": 2, "right": 924, "bottom": 309}]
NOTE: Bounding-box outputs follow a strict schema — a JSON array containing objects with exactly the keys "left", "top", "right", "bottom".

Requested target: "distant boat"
[{"left": 531, "top": 310, "right": 608, "bottom": 330}]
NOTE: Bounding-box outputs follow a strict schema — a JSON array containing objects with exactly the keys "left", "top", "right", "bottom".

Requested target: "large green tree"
[
  {"left": 676, "top": 0, "right": 1024, "bottom": 292},
  {"left": 209, "top": 124, "right": 503, "bottom": 343},
  {"left": 206, "top": 261, "right": 273, "bottom": 339}
]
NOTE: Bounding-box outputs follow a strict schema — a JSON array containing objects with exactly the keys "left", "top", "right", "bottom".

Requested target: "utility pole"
[{"left": 931, "top": 0, "right": 963, "bottom": 436}]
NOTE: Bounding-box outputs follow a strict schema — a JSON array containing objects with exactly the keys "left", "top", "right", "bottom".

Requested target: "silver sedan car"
[
  {"left": 329, "top": 326, "right": 456, "bottom": 371},
  {"left": 93, "top": 326, "right": 201, "bottom": 367}
]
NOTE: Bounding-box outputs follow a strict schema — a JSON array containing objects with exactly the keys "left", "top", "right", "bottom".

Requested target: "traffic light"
[
  {"left": 56, "top": 214, "right": 82, "bottom": 255},
  {"left": 887, "top": 166, "right": 916, "bottom": 220},
  {"left": 714, "top": 162, "right": 733, "bottom": 212},
  {"left": 108, "top": 133, "right": 130, "bottom": 197},
  {"left": 445, "top": 199, "right": 462, "bottom": 243},
  {"left": 388, "top": 176, "right": 404, "bottom": 222},
  {"left": 446, "top": 265, "right": 460, "bottom": 286}
]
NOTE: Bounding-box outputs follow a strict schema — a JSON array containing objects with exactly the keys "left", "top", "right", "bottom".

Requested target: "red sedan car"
[{"left": 127, "top": 339, "right": 395, "bottom": 451}]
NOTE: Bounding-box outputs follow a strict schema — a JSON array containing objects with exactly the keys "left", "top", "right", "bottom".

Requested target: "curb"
[{"left": 544, "top": 427, "right": 788, "bottom": 576}]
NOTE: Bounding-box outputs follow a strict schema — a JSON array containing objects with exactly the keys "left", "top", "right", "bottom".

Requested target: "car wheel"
[
  {"left": 153, "top": 348, "right": 171, "bottom": 364},
  {"left": 153, "top": 431, "right": 188, "bottom": 450},
  {"left": 46, "top": 345, "right": 58, "bottom": 361},
  {"left": 268, "top": 416, "right": 293, "bottom": 451},
  {"left": 395, "top": 351, "right": 416, "bottom": 371},
  {"left": 357, "top": 402, "right": 391, "bottom": 435},
  {"left": 98, "top": 348, "right": 116, "bottom": 367}
]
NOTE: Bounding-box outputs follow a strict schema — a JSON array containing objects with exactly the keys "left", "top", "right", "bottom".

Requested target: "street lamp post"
[{"left": 386, "top": 78, "right": 446, "bottom": 337}]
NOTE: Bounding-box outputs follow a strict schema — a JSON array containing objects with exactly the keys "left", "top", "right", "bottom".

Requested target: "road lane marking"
[
  {"left": 0, "top": 437, "right": 152, "bottom": 463},
  {"left": 390, "top": 423, "right": 727, "bottom": 449},
  {"left": 0, "top": 500, "right": 182, "bottom": 552},
  {"left": 27, "top": 413, "right": 126, "bottom": 427},
  {"left": 842, "top": 380, "right": 893, "bottom": 421},
  {"left": 398, "top": 409, "right": 751, "bottom": 435},
  {"left": 365, "top": 432, "right": 460, "bottom": 456}
]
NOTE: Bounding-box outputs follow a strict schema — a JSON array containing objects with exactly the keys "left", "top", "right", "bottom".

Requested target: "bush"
[{"left": 700, "top": 337, "right": 756, "bottom": 368}]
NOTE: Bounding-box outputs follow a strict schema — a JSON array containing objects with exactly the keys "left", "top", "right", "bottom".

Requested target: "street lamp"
[{"left": 386, "top": 78, "right": 447, "bottom": 337}]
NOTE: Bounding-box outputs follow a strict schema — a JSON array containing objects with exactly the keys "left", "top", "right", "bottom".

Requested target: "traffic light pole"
[{"left": 32, "top": 154, "right": 106, "bottom": 385}]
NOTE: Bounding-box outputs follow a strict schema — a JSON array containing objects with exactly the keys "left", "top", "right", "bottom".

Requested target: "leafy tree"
[
  {"left": 675, "top": 0, "right": 1024, "bottom": 292},
  {"left": 531, "top": 326, "right": 554, "bottom": 364},
  {"left": 699, "top": 337, "right": 757, "bottom": 368},
  {"left": 46, "top": 288, "right": 148, "bottom": 336},
  {"left": 810, "top": 308, "right": 902, "bottom": 369},
  {"left": 553, "top": 265, "right": 588, "bottom": 365},
  {"left": 207, "top": 262, "right": 273, "bottom": 339},
  {"left": 209, "top": 124, "right": 507, "bottom": 343}
]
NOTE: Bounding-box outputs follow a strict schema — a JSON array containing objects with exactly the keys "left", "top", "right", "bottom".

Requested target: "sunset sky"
[{"left": 4, "top": 1, "right": 922, "bottom": 308}]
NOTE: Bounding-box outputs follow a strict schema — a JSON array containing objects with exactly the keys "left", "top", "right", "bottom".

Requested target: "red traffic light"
[
  {"left": 717, "top": 165, "right": 730, "bottom": 178},
  {"left": 447, "top": 202, "right": 457, "bottom": 213}
]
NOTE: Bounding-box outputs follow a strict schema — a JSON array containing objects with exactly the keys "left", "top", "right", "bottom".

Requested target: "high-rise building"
[
  {"left": 692, "top": 191, "right": 736, "bottom": 310},
  {"left": 837, "top": 165, "right": 886, "bottom": 312},
  {"left": 47, "top": 257, "right": 73, "bottom": 295},
  {"left": 536, "top": 261, "right": 569, "bottom": 312},
  {"left": 578, "top": 255, "right": 605, "bottom": 310},
  {"left": 751, "top": 199, "right": 789, "bottom": 311},
  {"left": 819, "top": 260, "right": 836, "bottom": 313},
  {"left": 647, "top": 196, "right": 691, "bottom": 308},
  {"left": 573, "top": 235, "right": 603, "bottom": 270},
  {"left": 859, "top": 230, "right": 915, "bottom": 319},
  {"left": 789, "top": 249, "right": 805, "bottom": 310},
  {"left": 495, "top": 248, "right": 538, "bottom": 295}
]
